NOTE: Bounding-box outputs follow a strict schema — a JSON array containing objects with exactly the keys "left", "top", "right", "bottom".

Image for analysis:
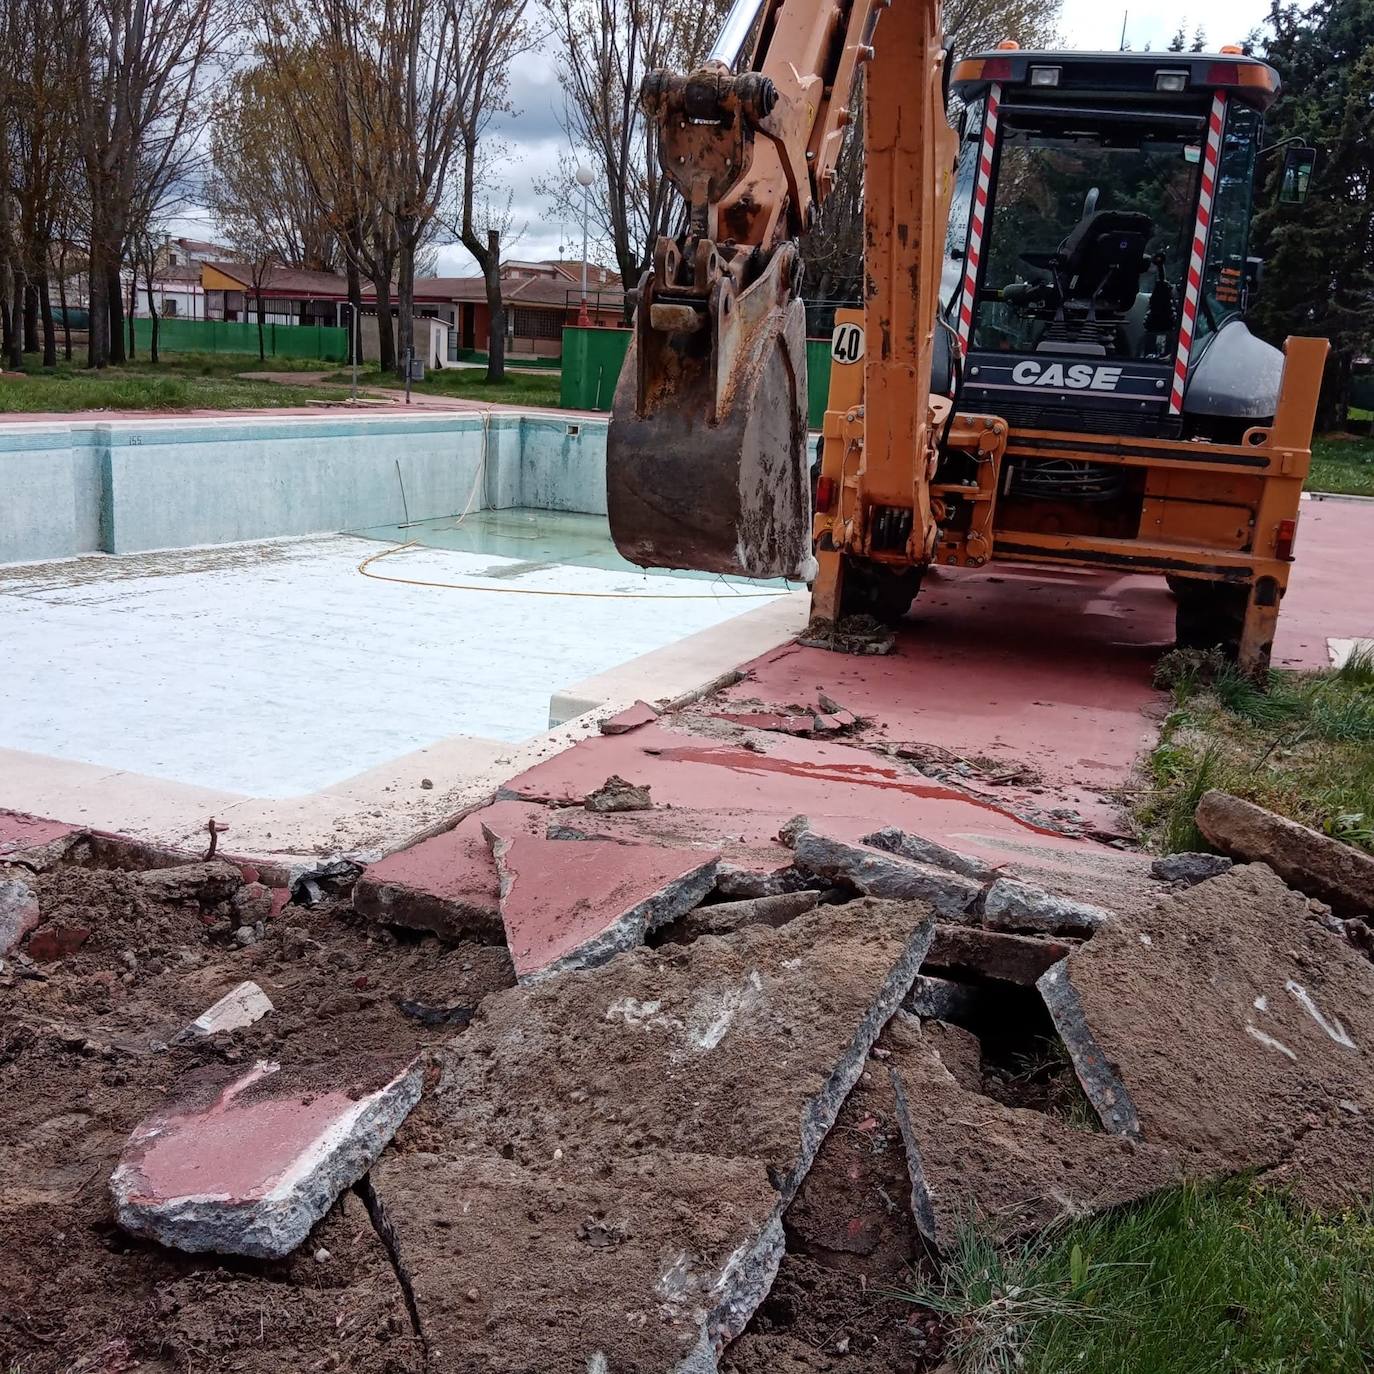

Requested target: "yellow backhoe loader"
[{"left": 605, "top": 0, "right": 1328, "bottom": 671}]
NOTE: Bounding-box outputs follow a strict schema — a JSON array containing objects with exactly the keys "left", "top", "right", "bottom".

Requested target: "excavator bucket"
[{"left": 606, "top": 245, "right": 813, "bottom": 581}]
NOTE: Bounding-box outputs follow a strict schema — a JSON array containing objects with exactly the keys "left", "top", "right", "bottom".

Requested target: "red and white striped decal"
[
  {"left": 955, "top": 83, "right": 1001, "bottom": 357},
  {"left": 1171, "top": 92, "right": 1228, "bottom": 414}
]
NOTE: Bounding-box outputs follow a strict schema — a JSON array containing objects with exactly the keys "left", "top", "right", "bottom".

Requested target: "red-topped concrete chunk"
[
  {"left": 485, "top": 829, "right": 720, "bottom": 982},
  {"left": 111, "top": 1057, "right": 423, "bottom": 1258}
]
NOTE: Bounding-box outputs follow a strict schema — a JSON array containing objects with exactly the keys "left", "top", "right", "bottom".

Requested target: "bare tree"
[
  {"left": 71, "top": 0, "right": 233, "bottom": 368},
  {"left": 801, "top": 0, "right": 1061, "bottom": 312},
  {"left": 257, "top": 5, "right": 408, "bottom": 370},
  {"left": 540, "top": 0, "right": 729, "bottom": 298},
  {"left": 944, "top": 0, "right": 1060, "bottom": 55},
  {"left": 207, "top": 66, "right": 341, "bottom": 273},
  {"left": 448, "top": 0, "right": 535, "bottom": 381}
]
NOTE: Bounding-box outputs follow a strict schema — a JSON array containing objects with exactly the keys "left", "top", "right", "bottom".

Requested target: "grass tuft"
[
  {"left": 1137, "top": 658, "right": 1374, "bottom": 855},
  {"left": 904, "top": 1182, "right": 1374, "bottom": 1374},
  {"left": 1308, "top": 434, "right": 1374, "bottom": 497}
]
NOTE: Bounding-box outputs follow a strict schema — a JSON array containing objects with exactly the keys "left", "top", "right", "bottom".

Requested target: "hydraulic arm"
[{"left": 607, "top": 0, "right": 979, "bottom": 583}]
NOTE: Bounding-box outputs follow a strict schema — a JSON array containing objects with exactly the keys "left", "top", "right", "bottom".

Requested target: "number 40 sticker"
[{"left": 830, "top": 321, "right": 864, "bottom": 364}]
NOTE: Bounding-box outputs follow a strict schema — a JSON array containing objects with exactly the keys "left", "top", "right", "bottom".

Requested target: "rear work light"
[
  {"left": 1275, "top": 518, "right": 1298, "bottom": 561},
  {"left": 1029, "top": 64, "right": 1060, "bottom": 86},
  {"left": 1155, "top": 69, "right": 1188, "bottom": 92}
]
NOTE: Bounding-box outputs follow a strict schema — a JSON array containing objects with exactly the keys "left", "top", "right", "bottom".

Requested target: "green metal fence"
[
  {"left": 131, "top": 317, "right": 349, "bottom": 362},
  {"left": 560, "top": 327, "right": 631, "bottom": 410},
  {"left": 561, "top": 324, "right": 834, "bottom": 427}
]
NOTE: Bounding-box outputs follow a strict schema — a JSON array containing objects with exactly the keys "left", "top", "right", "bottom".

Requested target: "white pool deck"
[{"left": 1, "top": 528, "right": 808, "bottom": 862}]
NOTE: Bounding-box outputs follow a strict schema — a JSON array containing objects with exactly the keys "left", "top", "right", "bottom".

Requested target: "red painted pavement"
[
  {"left": 486, "top": 829, "right": 719, "bottom": 979},
  {"left": 113, "top": 1058, "right": 415, "bottom": 1206},
  {"left": 0, "top": 809, "right": 79, "bottom": 857},
  {"left": 718, "top": 564, "right": 1170, "bottom": 828},
  {"left": 502, "top": 721, "right": 1093, "bottom": 865},
  {"left": 1275, "top": 498, "right": 1374, "bottom": 669},
  {"left": 355, "top": 800, "right": 546, "bottom": 928}
]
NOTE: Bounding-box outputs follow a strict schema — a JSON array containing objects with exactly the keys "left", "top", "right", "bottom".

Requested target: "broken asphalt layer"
[
  {"left": 1040, "top": 863, "right": 1374, "bottom": 1209},
  {"left": 882, "top": 1012, "right": 1178, "bottom": 1249},
  {"left": 374, "top": 899, "right": 936, "bottom": 1373}
]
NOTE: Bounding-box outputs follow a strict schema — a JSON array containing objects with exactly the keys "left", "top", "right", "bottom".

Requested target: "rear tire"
[
  {"left": 839, "top": 558, "right": 925, "bottom": 625},
  {"left": 1174, "top": 580, "right": 1249, "bottom": 660}
]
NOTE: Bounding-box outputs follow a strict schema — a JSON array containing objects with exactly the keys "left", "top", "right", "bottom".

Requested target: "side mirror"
[{"left": 1279, "top": 145, "right": 1316, "bottom": 204}]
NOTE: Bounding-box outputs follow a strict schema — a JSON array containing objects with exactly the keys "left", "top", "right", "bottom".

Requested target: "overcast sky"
[{"left": 172, "top": 0, "right": 1279, "bottom": 277}]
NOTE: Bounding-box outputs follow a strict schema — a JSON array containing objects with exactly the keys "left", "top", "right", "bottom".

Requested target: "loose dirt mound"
[{"left": 1, "top": 861, "right": 513, "bottom": 1373}]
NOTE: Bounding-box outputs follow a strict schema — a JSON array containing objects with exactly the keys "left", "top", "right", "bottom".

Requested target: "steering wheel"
[{"left": 1082, "top": 186, "right": 1101, "bottom": 217}]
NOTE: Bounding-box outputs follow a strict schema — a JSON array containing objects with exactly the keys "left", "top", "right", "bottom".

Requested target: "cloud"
[{"left": 1057, "top": 0, "right": 1274, "bottom": 51}]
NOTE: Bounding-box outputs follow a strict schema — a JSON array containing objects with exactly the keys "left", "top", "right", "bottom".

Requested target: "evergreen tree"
[
  {"left": 1251, "top": 0, "right": 1374, "bottom": 425},
  {"left": 1168, "top": 23, "right": 1188, "bottom": 50}
]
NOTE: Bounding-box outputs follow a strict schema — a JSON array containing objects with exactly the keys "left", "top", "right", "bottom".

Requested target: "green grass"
[
  {"left": 321, "top": 362, "right": 563, "bottom": 407},
  {"left": 1138, "top": 650, "right": 1374, "bottom": 854},
  {"left": 906, "top": 1181, "right": 1374, "bottom": 1374},
  {"left": 1309, "top": 434, "right": 1374, "bottom": 497},
  {"left": 0, "top": 355, "right": 344, "bottom": 412}
]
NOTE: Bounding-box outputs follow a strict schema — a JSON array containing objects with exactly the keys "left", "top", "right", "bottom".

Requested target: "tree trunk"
[
  {"left": 0, "top": 293, "right": 10, "bottom": 360},
  {"left": 373, "top": 265, "right": 396, "bottom": 374},
  {"left": 39, "top": 274, "right": 56, "bottom": 367},
  {"left": 7, "top": 263, "right": 24, "bottom": 368},
  {"left": 397, "top": 219, "right": 416, "bottom": 380},
  {"left": 107, "top": 260, "right": 126, "bottom": 365},
  {"left": 484, "top": 229, "right": 505, "bottom": 384},
  {"left": 345, "top": 255, "right": 362, "bottom": 366},
  {"left": 56, "top": 244, "right": 71, "bottom": 361},
  {"left": 144, "top": 253, "right": 159, "bottom": 364},
  {"left": 87, "top": 246, "right": 107, "bottom": 368},
  {"left": 256, "top": 283, "right": 266, "bottom": 362},
  {"left": 23, "top": 279, "right": 39, "bottom": 352}
]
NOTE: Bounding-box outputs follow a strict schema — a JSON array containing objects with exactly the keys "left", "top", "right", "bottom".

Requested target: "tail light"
[
  {"left": 1275, "top": 518, "right": 1298, "bottom": 561},
  {"left": 815, "top": 476, "right": 836, "bottom": 512}
]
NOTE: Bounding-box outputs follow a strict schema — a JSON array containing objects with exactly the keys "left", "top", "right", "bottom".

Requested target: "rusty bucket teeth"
[{"left": 607, "top": 258, "right": 812, "bottom": 582}]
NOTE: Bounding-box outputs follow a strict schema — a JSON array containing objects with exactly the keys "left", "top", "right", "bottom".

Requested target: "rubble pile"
[{"left": 3, "top": 769, "right": 1372, "bottom": 1372}]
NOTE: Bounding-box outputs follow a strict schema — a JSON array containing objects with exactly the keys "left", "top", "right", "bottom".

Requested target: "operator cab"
[{"left": 947, "top": 48, "right": 1281, "bottom": 440}]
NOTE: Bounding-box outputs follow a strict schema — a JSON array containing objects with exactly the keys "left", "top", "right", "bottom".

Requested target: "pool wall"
[{"left": 1, "top": 410, "right": 817, "bottom": 563}]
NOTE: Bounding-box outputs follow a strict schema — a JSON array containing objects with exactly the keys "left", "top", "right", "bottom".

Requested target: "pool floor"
[{"left": 1, "top": 528, "right": 788, "bottom": 798}]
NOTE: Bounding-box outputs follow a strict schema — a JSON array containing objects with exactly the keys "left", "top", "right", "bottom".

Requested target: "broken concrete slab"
[
  {"left": 131, "top": 860, "right": 243, "bottom": 906},
  {"left": 928, "top": 924, "right": 1073, "bottom": 986},
  {"left": 1038, "top": 863, "right": 1374, "bottom": 1203},
  {"left": 1150, "top": 851, "right": 1233, "bottom": 885},
  {"left": 111, "top": 1056, "right": 423, "bottom": 1259},
  {"left": 884, "top": 1013, "right": 1178, "bottom": 1249},
  {"left": 715, "top": 861, "right": 812, "bottom": 898},
  {"left": 982, "top": 877, "right": 1110, "bottom": 936},
  {"left": 712, "top": 709, "right": 820, "bottom": 736},
  {"left": 863, "top": 826, "right": 997, "bottom": 881},
  {"left": 792, "top": 831, "right": 981, "bottom": 918},
  {"left": 1195, "top": 789, "right": 1374, "bottom": 917},
  {"left": 351, "top": 801, "right": 544, "bottom": 941},
  {"left": 655, "top": 890, "right": 821, "bottom": 945},
  {"left": 600, "top": 699, "right": 661, "bottom": 735},
  {"left": 375, "top": 898, "right": 936, "bottom": 1374},
  {"left": 25, "top": 919, "right": 92, "bottom": 962},
  {"left": 0, "top": 809, "right": 81, "bottom": 865},
  {"left": 584, "top": 773, "right": 653, "bottom": 813},
  {"left": 0, "top": 872, "right": 40, "bottom": 955},
  {"left": 905, "top": 972, "right": 985, "bottom": 1023},
  {"left": 485, "top": 828, "right": 720, "bottom": 982},
  {"left": 180, "top": 981, "right": 274, "bottom": 1039},
  {"left": 921, "top": 1018, "right": 984, "bottom": 1092}
]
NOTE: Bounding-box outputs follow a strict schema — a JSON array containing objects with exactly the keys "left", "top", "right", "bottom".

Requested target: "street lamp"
[{"left": 575, "top": 163, "right": 595, "bottom": 328}]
